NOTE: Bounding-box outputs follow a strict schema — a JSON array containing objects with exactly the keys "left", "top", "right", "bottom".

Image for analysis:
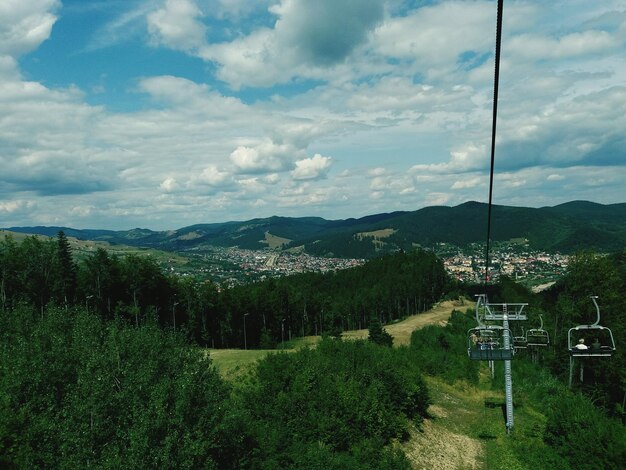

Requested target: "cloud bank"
[{"left": 0, "top": 0, "right": 624, "bottom": 229}]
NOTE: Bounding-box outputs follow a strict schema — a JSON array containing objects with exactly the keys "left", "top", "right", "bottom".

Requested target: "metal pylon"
[{"left": 503, "top": 305, "right": 514, "bottom": 433}]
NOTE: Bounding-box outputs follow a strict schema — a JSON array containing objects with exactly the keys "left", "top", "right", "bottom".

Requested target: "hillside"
[
  {"left": 209, "top": 288, "right": 611, "bottom": 468},
  {"left": 5, "top": 200, "right": 626, "bottom": 258}
]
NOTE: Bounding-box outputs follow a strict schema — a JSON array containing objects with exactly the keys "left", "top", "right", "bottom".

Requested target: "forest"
[
  {"left": 0, "top": 232, "right": 447, "bottom": 348},
  {"left": 1, "top": 231, "right": 625, "bottom": 467}
]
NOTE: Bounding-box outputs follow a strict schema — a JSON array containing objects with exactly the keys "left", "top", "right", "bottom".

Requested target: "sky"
[{"left": 1, "top": 0, "right": 625, "bottom": 231}]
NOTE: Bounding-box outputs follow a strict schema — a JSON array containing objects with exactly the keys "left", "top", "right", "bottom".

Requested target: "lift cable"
[{"left": 484, "top": 0, "right": 504, "bottom": 286}]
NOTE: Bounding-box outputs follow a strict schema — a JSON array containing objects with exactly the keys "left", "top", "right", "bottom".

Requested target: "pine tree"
[
  {"left": 368, "top": 317, "right": 393, "bottom": 347},
  {"left": 55, "top": 231, "right": 77, "bottom": 306}
]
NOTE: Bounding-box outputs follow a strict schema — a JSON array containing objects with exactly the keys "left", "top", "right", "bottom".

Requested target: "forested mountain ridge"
[{"left": 5, "top": 200, "right": 626, "bottom": 257}]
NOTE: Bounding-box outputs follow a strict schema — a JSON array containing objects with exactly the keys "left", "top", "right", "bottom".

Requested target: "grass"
[
  {"left": 1, "top": 229, "right": 189, "bottom": 267},
  {"left": 355, "top": 228, "right": 397, "bottom": 240},
  {"left": 261, "top": 232, "right": 292, "bottom": 249},
  {"left": 208, "top": 301, "right": 469, "bottom": 381},
  {"left": 401, "top": 363, "right": 563, "bottom": 469},
  {"left": 341, "top": 299, "right": 472, "bottom": 346},
  {"left": 0, "top": 230, "right": 48, "bottom": 242},
  {"left": 206, "top": 336, "right": 321, "bottom": 380},
  {"left": 207, "top": 348, "right": 277, "bottom": 380},
  {"left": 208, "top": 301, "right": 471, "bottom": 382}
]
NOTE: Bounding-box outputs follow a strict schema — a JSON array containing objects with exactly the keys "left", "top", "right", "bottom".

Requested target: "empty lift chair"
[
  {"left": 513, "top": 327, "right": 528, "bottom": 351},
  {"left": 526, "top": 314, "right": 549, "bottom": 347}
]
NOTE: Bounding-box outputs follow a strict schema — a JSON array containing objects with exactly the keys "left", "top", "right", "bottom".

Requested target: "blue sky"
[{"left": 1, "top": 0, "right": 625, "bottom": 230}]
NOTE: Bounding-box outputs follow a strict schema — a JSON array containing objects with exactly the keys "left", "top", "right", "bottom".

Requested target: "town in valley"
[{"left": 166, "top": 240, "right": 570, "bottom": 290}]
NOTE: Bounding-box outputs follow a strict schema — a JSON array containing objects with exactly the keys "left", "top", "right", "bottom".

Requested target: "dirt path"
[
  {"left": 341, "top": 299, "right": 472, "bottom": 346},
  {"left": 399, "top": 376, "right": 492, "bottom": 470}
]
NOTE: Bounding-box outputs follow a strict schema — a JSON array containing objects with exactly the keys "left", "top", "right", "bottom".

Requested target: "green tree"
[
  {"left": 119, "top": 254, "right": 170, "bottom": 326},
  {"left": 368, "top": 317, "right": 393, "bottom": 347},
  {"left": 78, "top": 248, "right": 122, "bottom": 318},
  {"left": 544, "top": 391, "right": 626, "bottom": 469},
  {"left": 0, "top": 234, "right": 21, "bottom": 311},
  {"left": 410, "top": 309, "right": 480, "bottom": 384},
  {"left": 19, "top": 236, "right": 56, "bottom": 316},
  {"left": 0, "top": 305, "right": 249, "bottom": 468},
  {"left": 53, "top": 230, "right": 77, "bottom": 307},
  {"left": 239, "top": 339, "right": 428, "bottom": 467}
]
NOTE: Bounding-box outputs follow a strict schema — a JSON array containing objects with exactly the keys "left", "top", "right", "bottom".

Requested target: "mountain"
[{"left": 5, "top": 201, "right": 626, "bottom": 258}]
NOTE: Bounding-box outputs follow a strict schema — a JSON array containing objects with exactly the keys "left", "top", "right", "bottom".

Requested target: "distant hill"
[{"left": 5, "top": 201, "right": 626, "bottom": 258}]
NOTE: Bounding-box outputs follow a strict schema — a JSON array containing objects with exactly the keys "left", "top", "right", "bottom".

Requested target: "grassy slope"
[
  {"left": 208, "top": 301, "right": 560, "bottom": 469},
  {"left": 0, "top": 229, "right": 189, "bottom": 266},
  {"left": 400, "top": 368, "right": 559, "bottom": 470},
  {"left": 341, "top": 299, "right": 468, "bottom": 346}
]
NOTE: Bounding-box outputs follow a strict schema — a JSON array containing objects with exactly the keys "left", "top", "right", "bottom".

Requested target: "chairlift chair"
[
  {"left": 513, "top": 331, "right": 528, "bottom": 350},
  {"left": 467, "top": 325, "right": 514, "bottom": 361},
  {"left": 568, "top": 296, "right": 616, "bottom": 357},
  {"left": 526, "top": 314, "right": 549, "bottom": 347},
  {"left": 512, "top": 326, "right": 528, "bottom": 350}
]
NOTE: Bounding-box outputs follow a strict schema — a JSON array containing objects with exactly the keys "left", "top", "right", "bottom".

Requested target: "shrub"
[
  {"left": 238, "top": 338, "right": 428, "bottom": 467},
  {"left": 0, "top": 306, "right": 246, "bottom": 469},
  {"left": 409, "top": 309, "right": 479, "bottom": 384},
  {"left": 544, "top": 391, "right": 626, "bottom": 469}
]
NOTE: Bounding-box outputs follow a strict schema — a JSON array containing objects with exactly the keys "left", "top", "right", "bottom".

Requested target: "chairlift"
[
  {"left": 475, "top": 294, "right": 526, "bottom": 321},
  {"left": 468, "top": 296, "right": 514, "bottom": 361},
  {"left": 467, "top": 326, "right": 514, "bottom": 360},
  {"left": 484, "top": 303, "right": 528, "bottom": 321},
  {"left": 513, "top": 327, "right": 528, "bottom": 350},
  {"left": 568, "top": 296, "right": 615, "bottom": 357},
  {"left": 526, "top": 314, "right": 549, "bottom": 347}
]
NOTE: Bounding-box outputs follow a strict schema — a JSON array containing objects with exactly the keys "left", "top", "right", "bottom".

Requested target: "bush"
[
  {"left": 368, "top": 318, "right": 394, "bottom": 347},
  {"left": 544, "top": 392, "right": 626, "bottom": 469},
  {"left": 238, "top": 338, "right": 428, "bottom": 467},
  {"left": 409, "top": 309, "right": 479, "bottom": 384},
  {"left": 0, "top": 306, "right": 246, "bottom": 469}
]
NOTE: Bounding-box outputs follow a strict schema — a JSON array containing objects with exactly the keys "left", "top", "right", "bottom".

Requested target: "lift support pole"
[{"left": 503, "top": 305, "right": 514, "bottom": 433}]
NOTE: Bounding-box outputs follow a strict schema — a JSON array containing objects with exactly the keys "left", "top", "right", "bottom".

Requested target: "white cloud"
[
  {"left": 507, "top": 30, "right": 619, "bottom": 61},
  {"left": 1, "top": 1, "right": 626, "bottom": 230},
  {"left": 270, "top": 0, "right": 384, "bottom": 66},
  {"left": 199, "top": 28, "right": 291, "bottom": 89},
  {"left": 147, "top": 0, "right": 206, "bottom": 52},
  {"left": 264, "top": 173, "right": 280, "bottom": 184},
  {"left": 0, "top": 199, "right": 35, "bottom": 214},
  {"left": 229, "top": 140, "right": 300, "bottom": 174},
  {"left": 372, "top": 1, "right": 494, "bottom": 80},
  {"left": 85, "top": 2, "right": 153, "bottom": 51},
  {"left": 370, "top": 175, "right": 388, "bottom": 191},
  {"left": 0, "top": 56, "right": 20, "bottom": 81},
  {"left": 160, "top": 177, "right": 179, "bottom": 192},
  {"left": 291, "top": 154, "right": 332, "bottom": 180},
  {"left": 198, "top": 0, "right": 385, "bottom": 88},
  {"left": 410, "top": 143, "right": 488, "bottom": 176},
  {"left": 451, "top": 177, "right": 483, "bottom": 190},
  {"left": 0, "top": 0, "right": 59, "bottom": 57},
  {"left": 210, "top": 0, "right": 268, "bottom": 20},
  {"left": 138, "top": 75, "right": 206, "bottom": 103},
  {"left": 196, "top": 165, "right": 233, "bottom": 187},
  {"left": 425, "top": 192, "right": 450, "bottom": 206},
  {"left": 69, "top": 205, "right": 94, "bottom": 217},
  {"left": 368, "top": 167, "right": 387, "bottom": 177}
]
